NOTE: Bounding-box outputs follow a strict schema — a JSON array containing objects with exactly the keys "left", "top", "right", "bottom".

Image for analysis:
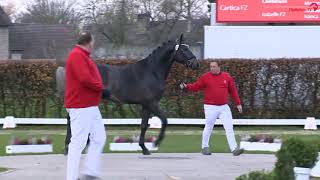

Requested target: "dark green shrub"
[
  {"left": 284, "top": 137, "right": 318, "bottom": 168},
  {"left": 238, "top": 137, "right": 319, "bottom": 180},
  {"left": 236, "top": 170, "right": 275, "bottom": 180},
  {"left": 274, "top": 146, "right": 294, "bottom": 180}
]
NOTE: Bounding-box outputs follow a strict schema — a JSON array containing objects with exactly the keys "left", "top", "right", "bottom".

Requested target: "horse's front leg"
[
  {"left": 148, "top": 102, "right": 168, "bottom": 147},
  {"left": 139, "top": 107, "right": 151, "bottom": 155}
]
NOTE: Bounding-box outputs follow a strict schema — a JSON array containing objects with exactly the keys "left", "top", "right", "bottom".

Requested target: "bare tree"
[
  {"left": 178, "top": 0, "right": 207, "bottom": 32},
  {"left": 2, "top": 2, "right": 16, "bottom": 20},
  {"left": 158, "top": 0, "right": 179, "bottom": 21},
  {"left": 83, "top": 0, "right": 207, "bottom": 44},
  {"left": 138, "top": 0, "right": 162, "bottom": 22},
  {"left": 135, "top": 0, "right": 183, "bottom": 42},
  {"left": 16, "top": 0, "right": 82, "bottom": 24},
  {"left": 138, "top": 0, "right": 181, "bottom": 22},
  {"left": 83, "top": 0, "right": 114, "bottom": 42},
  {"left": 114, "top": 0, "right": 129, "bottom": 44},
  {"left": 83, "top": 0, "right": 140, "bottom": 44},
  {"left": 139, "top": 0, "right": 206, "bottom": 21}
]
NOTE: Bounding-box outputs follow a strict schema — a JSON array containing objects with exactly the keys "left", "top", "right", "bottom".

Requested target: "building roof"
[{"left": 9, "top": 23, "right": 76, "bottom": 59}]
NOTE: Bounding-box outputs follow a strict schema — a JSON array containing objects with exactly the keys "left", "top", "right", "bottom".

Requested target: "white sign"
[
  {"left": 6, "top": 144, "right": 53, "bottom": 154},
  {"left": 109, "top": 143, "right": 158, "bottom": 151}
]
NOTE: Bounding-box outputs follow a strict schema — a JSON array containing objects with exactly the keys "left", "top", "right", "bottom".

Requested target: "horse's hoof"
[
  {"left": 153, "top": 141, "right": 160, "bottom": 148},
  {"left": 64, "top": 147, "right": 68, "bottom": 156},
  {"left": 142, "top": 150, "right": 151, "bottom": 155}
]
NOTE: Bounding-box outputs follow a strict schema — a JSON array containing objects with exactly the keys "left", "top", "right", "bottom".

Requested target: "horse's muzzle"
[{"left": 189, "top": 58, "right": 200, "bottom": 70}]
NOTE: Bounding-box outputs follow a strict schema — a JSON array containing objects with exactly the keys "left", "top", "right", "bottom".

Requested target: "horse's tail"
[{"left": 55, "top": 66, "right": 65, "bottom": 99}]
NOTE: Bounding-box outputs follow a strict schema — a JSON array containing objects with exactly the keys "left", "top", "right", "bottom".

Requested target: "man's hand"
[
  {"left": 237, "top": 105, "right": 243, "bottom": 113},
  {"left": 179, "top": 83, "right": 187, "bottom": 89}
]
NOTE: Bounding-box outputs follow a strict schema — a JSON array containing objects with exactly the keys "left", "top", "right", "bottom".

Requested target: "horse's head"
[{"left": 172, "top": 34, "right": 199, "bottom": 70}]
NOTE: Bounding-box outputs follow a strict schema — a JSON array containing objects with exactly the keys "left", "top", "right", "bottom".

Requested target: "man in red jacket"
[
  {"left": 65, "top": 32, "right": 106, "bottom": 180},
  {"left": 180, "top": 62, "right": 244, "bottom": 156}
]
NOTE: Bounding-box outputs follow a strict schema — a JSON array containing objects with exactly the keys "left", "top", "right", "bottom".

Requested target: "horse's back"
[{"left": 97, "top": 63, "right": 164, "bottom": 104}]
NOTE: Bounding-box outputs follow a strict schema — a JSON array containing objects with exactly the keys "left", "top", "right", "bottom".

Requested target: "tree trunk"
[
  {"left": 1, "top": 87, "right": 6, "bottom": 116},
  {"left": 41, "top": 98, "right": 47, "bottom": 117}
]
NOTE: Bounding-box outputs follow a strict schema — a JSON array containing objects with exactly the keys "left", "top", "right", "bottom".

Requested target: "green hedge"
[{"left": 0, "top": 59, "right": 319, "bottom": 118}]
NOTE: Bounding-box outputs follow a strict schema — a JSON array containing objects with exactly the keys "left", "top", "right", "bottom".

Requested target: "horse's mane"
[{"left": 139, "top": 40, "right": 175, "bottom": 62}]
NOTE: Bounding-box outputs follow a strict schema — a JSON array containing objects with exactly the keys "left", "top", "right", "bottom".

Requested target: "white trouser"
[
  {"left": 202, "top": 104, "right": 238, "bottom": 152},
  {"left": 66, "top": 106, "right": 106, "bottom": 180}
]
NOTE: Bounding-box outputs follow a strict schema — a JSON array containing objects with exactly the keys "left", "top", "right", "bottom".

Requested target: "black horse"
[{"left": 58, "top": 34, "right": 199, "bottom": 155}]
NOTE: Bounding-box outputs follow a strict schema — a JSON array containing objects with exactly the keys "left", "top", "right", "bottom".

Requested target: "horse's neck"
[{"left": 148, "top": 44, "right": 175, "bottom": 80}]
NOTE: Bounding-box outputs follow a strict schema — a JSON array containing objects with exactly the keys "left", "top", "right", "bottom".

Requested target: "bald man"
[{"left": 180, "top": 62, "right": 244, "bottom": 156}]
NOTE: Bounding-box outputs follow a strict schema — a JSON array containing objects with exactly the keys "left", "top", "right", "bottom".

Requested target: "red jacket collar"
[
  {"left": 210, "top": 71, "right": 222, "bottom": 76},
  {"left": 75, "top": 45, "right": 91, "bottom": 56}
]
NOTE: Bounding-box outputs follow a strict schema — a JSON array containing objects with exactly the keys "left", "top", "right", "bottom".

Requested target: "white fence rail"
[{"left": 0, "top": 117, "right": 319, "bottom": 126}]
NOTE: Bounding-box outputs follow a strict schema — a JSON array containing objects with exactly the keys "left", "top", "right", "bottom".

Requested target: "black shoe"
[
  {"left": 201, "top": 147, "right": 212, "bottom": 155},
  {"left": 232, "top": 147, "right": 244, "bottom": 156},
  {"left": 81, "top": 175, "right": 101, "bottom": 180}
]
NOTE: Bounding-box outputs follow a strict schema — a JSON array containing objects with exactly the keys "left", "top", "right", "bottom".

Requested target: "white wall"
[{"left": 204, "top": 26, "right": 320, "bottom": 59}]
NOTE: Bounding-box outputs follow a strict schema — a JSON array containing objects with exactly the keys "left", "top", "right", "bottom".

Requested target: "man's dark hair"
[{"left": 77, "top": 32, "right": 93, "bottom": 45}]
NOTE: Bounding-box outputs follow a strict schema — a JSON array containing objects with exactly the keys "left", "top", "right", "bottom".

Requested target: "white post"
[
  {"left": 3, "top": 116, "right": 16, "bottom": 129},
  {"left": 304, "top": 117, "right": 317, "bottom": 130},
  {"left": 210, "top": 3, "right": 216, "bottom": 26},
  {"left": 149, "top": 116, "right": 162, "bottom": 129}
]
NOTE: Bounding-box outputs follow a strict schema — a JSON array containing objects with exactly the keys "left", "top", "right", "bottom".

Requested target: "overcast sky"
[{"left": 0, "top": 0, "right": 29, "bottom": 13}]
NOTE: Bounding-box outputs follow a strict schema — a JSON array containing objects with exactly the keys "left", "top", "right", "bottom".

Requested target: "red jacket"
[
  {"left": 186, "top": 72, "right": 241, "bottom": 106},
  {"left": 64, "top": 46, "right": 103, "bottom": 108}
]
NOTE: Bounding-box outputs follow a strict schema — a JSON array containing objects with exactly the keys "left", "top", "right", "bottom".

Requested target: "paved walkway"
[{"left": 0, "top": 153, "right": 276, "bottom": 180}]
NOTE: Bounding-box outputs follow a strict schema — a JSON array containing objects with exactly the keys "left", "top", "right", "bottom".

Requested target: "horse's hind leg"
[
  {"left": 139, "top": 107, "right": 151, "bottom": 155},
  {"left": 148, "top": 103, "right": 168, "bottom": 147},
  {"left": 64, "top": 114, "right": 90, "bottom": 155},
  {"left": 64, "top": 114, "right": 71, "bottom": 155}
]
